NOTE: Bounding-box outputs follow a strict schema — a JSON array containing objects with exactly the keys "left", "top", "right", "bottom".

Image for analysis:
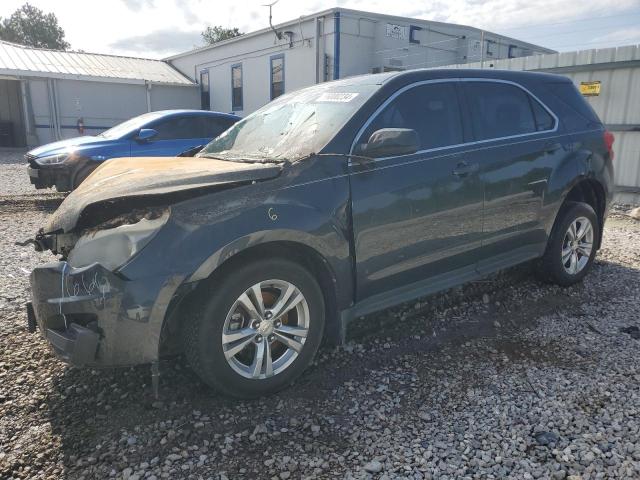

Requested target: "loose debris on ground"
[{"left": 1, "top": 150, "right": 639, "bottom": 479}]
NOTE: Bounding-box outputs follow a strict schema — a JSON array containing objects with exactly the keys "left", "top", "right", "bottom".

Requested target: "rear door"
[
  {"left": 349, "top": 81, "right": 484, "bottom": 301},
  {"left": 460, "top": 80, "right": 568, "bottom": 273}
]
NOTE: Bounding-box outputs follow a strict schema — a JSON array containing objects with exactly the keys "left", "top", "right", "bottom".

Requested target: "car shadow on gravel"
[{"left": 42, "top": 259, "right": 638, "bottom": 475}]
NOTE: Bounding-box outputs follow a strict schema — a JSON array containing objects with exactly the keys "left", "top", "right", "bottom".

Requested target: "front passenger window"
[{"left": 360, "top": 82, "right": 464, "bottom": 152}]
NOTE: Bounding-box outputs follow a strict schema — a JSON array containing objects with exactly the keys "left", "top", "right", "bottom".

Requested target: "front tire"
[
  {"left": 536, "top": 201, "right": 599, "bottom": 286},
  {"left": 183, "top": 258, "right": 325, "bottom": 398}
]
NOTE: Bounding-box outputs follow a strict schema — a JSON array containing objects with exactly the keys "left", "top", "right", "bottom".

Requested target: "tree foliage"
[
  {"left": 0, "top": 3, "right": 70, "bottom": 50},
  {"left": 202, "top": 25, "right": 242, "bottom": 45}
]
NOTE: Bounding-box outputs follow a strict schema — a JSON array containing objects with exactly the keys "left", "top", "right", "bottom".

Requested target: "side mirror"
[
  {"left": 355, "top": 128, "right": 419, "bottom": 158},
  {"left": 135, "top": 128, "right": 158, "bottom": 142}
]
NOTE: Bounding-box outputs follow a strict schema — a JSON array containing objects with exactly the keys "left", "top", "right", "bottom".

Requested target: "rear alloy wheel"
[
  {"left": 536, "top": 201, "right": 599, "bottom": 286},
  {"left": 560, "top": 216, "right": 594, "bottom": 275},
  {"left": 184, "top": 258, "right": 324, "bottom": 398}
]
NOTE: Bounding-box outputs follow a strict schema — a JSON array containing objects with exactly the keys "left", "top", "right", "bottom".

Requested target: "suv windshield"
[
  {"left": 98, "top": 112, "right": 164, "bottom": 140},
  {"left": 198, "top": 83, "right": 378, "bottom": 162}
]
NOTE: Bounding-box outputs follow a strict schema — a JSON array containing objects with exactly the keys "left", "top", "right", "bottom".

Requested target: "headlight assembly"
[
  {"left": 67, "top": 210, "right": 170, "bottom": 271},
  {"left": 35, "top": 153, "right": 70, "bottom": 165}
]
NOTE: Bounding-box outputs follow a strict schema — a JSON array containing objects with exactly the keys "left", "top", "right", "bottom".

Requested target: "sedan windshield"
[
  {"left": 98, "top": 112, "right": 164, "bottom": 140},
  {"left": 198, "top": 83, "right": 378, "bottom": 162}
]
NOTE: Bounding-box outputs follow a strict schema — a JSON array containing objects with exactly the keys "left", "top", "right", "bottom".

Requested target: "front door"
[
  {"left": 349, "top": 81, "right": 484, "bottom": 301},
  {"left": 130, "top": 116, "right": 210, "bottom": 157}
]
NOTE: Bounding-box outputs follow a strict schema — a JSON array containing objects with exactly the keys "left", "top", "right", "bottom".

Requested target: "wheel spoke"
[
  {"left": 223, "top": 334, "right": 256, "bottom": 359},
  {"left": 273, "top": 291, "right": 304, "bottom": 321},
  {"left": 577, "top": 243, "right": 592, "bottom": 257},
  {"left": 576, "top": 221, "right": 592, "bottom": 241},
  {"left": 248, "top": 283, "right": 265, "bottom": 317},
  {"left": 248, "top": 338, "right": 274, "bottom": 378},
  {"left": 250, "top": 339, "right": 265, "bottom": 378},
  {"left": 275, "top": 332, "right": 304, "bottom": 353},
  {"left": 569, "top": 251, "right": 579, "bottom": 274},
  {"left": 562, "top": 246, "right": 573, "bottom": 264},
  {"left": 268, "top": 284, "right": 295, "bottom": 318},
  {"left": 263, "top": 339, "right": 273, "bottom": 377},
  {"left": 568, "top": 221, "right": 577, "bottom": 240},
  {"left": 222, "top": 327, "right": 256, "bottom": 345},
  {"left": 237, "top": 292, "right": 262, "bottom": 321},
  {"left": 275, "top": 324, "right": 309, "bottom": 338}
]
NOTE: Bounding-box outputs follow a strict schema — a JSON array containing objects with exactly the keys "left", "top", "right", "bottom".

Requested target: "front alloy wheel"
[
  {"left": 222, "top": 280, "right": 310, "bottom": 379},
  {"left": 184, "top": 258, "right": 324, "bottom": 398}
]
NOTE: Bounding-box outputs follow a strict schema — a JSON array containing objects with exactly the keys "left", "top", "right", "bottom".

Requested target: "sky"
[{"left": 1, "top": 0, "right": 639, "bottom": 59}]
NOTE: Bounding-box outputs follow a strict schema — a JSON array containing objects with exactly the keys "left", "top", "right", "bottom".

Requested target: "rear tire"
[
  {"left": 536, "top": 201, "right": 599, "bottom": 286},
  {"left": 183, "top": 258, "right": 325, "bottom": 398}
]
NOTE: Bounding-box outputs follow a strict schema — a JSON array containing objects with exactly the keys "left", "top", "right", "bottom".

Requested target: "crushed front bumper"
[{"left": 29, "top": 261, "right": 184, "bottom": 367}]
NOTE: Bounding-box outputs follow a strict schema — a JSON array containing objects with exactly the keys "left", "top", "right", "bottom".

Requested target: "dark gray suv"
[{"left": 26, "top": 69, "right": 614, "bottom": 398}]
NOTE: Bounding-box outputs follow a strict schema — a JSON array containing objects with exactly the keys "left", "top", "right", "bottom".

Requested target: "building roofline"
[
  {"left": 0, "top": 39, "right": 169, "bottom": 62},
  {"left": 164, "top": 6, "right": 555, "bottom": 61},
  {"left": 0, "top": 40, "right": 196, "bottom": 85}
]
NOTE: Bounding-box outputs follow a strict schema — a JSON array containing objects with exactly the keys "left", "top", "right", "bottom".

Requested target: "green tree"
[
  {"left": 202, "top": 25, "right": 242, "bottom": 45},
  {"left": 0, "top": 3, "right": 69, "bottom": 50}
]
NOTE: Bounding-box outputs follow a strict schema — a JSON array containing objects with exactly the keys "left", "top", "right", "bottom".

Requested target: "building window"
[
  {"left": 270, "top": 54, "right": 284, "bottom": 100},
  {"left": 200, "top": 70, "right": 210, "bottom": 110},
  {"left": 231, "top": 64, "right": 243, "bottom": 111}
]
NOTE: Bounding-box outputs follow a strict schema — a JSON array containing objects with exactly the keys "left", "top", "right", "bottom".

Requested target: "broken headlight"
[
  {"left": 36, "top": 153, "right": 69, "bottom": 165},
  {"left": 67, "top": 210, "right": 170, "bottom": 271}
]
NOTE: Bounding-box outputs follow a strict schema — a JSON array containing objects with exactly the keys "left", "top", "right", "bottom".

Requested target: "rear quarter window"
[{"left": 545, "top": 82, "right": 602, "bottom": 131}]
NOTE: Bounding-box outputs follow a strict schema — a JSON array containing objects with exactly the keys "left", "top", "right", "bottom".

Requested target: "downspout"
[
  {"left": 53, "top": 79, "right": 62, "bottom": 140},
  {"left": 333, "top": 11, "right": 340, "bottom": 80},
  {"left": 315, "top": 17, "right": 321, "bottom": 84},
  {"left": 19, "top": 79, "right": 36, "bottom": 146},
  {"left": 146, "top": 81, "right": 152, "bottom": 112}
]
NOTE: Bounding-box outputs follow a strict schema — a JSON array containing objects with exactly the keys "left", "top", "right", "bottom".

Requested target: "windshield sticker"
[{"left": 316, "top": 92, "right": 359, "bottom": 103}]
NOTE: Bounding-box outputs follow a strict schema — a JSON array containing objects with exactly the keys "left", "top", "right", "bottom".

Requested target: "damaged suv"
[{"left": 26, "top": 69, "right": 614, "bottom": 398}]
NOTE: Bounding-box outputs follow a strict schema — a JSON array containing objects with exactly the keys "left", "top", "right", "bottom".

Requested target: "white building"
[
  {"left": 0, "top": 40, "right": 199, "bottom": 147},
  {"left": 167, "top": 7, "right": 554, "bottom": 116}
]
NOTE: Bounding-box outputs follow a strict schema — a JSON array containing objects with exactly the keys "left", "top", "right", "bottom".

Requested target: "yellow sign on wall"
[{"left": 580, "top": 81, "right": 601, "bottom": 96}]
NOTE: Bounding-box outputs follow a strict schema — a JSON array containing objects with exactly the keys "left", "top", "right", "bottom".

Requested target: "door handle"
[{"left": 452, "top": 161, "right": 479, "bottom": 177}]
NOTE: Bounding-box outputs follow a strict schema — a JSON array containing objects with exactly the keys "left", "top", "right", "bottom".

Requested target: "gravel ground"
[{"left": 1, "top": 151, "right": 639, "bottom": 479}]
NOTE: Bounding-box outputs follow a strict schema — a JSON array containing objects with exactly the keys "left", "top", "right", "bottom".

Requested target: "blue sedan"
[{"left": 26, "top": 110, "right": 240, "bottom": 191}]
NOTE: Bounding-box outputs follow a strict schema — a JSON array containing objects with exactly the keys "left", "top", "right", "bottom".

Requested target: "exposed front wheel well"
[{"left": 160, "top": 242, "right": 341, "bottom": 357}]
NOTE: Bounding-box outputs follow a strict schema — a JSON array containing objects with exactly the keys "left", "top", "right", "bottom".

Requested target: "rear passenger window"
[
  {"left": 362, "top": 82, "right": 463, "bottom": 152},
  {"left": 465, "top": 82, "right": 542, "bottom": 140},
  {"left": 152, "top": 117, "right": 200, "bottom": 140}
]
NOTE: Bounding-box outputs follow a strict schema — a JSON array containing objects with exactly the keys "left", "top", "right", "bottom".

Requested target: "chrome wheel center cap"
[{"left": 258, "top": 321, "right": 274, "bottom": 336}]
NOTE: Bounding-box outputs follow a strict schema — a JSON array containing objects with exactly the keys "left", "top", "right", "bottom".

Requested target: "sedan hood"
[
  {"left": 27, "top": 136, "right": 108, "bottom": 157},
  {"left": 46, "top": 156, "right": 282, "bottom": 233}
]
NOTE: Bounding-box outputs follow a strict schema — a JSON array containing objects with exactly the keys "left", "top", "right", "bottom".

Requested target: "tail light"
[{"left": 604, "top": 130, "right": 614, "bottom": 161}]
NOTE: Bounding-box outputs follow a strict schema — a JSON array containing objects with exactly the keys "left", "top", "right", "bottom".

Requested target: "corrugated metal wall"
[{"left": 436, "top": 44, "right": 640, "bottom": 200}]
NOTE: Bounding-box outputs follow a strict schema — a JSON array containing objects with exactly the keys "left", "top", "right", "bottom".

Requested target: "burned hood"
[{"left": 46, "top": 156, "right": 282, "bottom": 233}]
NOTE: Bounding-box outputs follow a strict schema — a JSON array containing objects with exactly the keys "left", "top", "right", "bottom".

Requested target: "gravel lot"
[{"left": 1, "top": 149, "right": 639, "bottom": 479}]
